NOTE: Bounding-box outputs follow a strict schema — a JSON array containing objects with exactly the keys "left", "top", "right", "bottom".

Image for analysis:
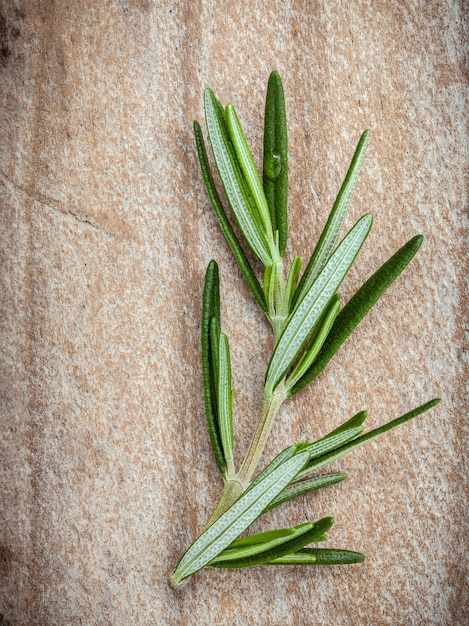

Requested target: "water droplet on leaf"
[{"left": 264, "top": 151, "right": 282, "bottom": 181}]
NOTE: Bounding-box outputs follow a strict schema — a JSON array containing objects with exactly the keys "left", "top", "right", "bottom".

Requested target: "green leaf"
[
  {"left": 263, "top": 262, "right": 278, "bottom": 316},
  {"left": 194, "top": 122, "right": 268, "bottom": 313},
  {"left": 169, "top": 449, "right": 310, "bottom": 586},
  {"left": 290, "top": 235, "right": 424, "bottom": 395},
  {"left": 298, "top": 399, "right": 441, "bottom": 479},
  {"left": 324, "top": 411, "right": 368, "bottom": 438},
  {"left": 284, "top": 256, "right": 302, "bottom": 313},
  {"left": 201, "top": 261, "right": 225, "bottom": 477},
  {"left": 210, "top": 317, "right": 221, "bottom": 400},
  {"left": 204, "top": 89, "right": 272, "bottom": 266},
  {"left": 218, "top": 333, "right": 234, "bottom": 468},
  {"left": 209, "top": 522, "right": 313, "bottom": 564},
  {"left": 265, "top": 473, "right": 346, "bottom": 511},
  {"left": 227, "top": 527, "right": 302, "bottom": 548},
  {"left": 247, "top": 445, "right": 298, "bottom": 492},
  {"left": 209, "top": 517, "right": 334, "bottom": 568},
  {"left": 285, "top": 294, "right": 340, "bottom": 391},
  {"left": 226, "top": 104, "right": 273, "bottom": 239},
  {"left": 263, "top": 71, "right": 288, "bottom": 256},
  {"left": 298, "top": 425, "right": 363, "bottom": 461},
  {"left": 293, "top": 130, "right": 370, "bottom": 308},
  {"left": 265, "top": 214, "right": 373, "bottom": 395},
  {"left": 269, "top": 548, "right": 365, "bottom": 566}
]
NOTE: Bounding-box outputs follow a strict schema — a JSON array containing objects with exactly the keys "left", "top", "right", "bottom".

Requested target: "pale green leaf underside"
[
  {"left": 170, "top": 450, "right": 310, "bottom": 585},
  {"left": 204, "top": 89, "right": 272, "bottom": 266},
  {"left": 285, "top": 295, "right": 340, "bottom": 391},
  {"left": 226, "top": 104, "right": 273, "bottom": 239},
  {"left": 294, "top": 131, "right": 370, "bottom": 306},
  {"left": 266, "top": 472, "right": 346, "bottom": 511},
  {"left": 265, "top": 213, "right": 373, "bottom": 394},
  {"left": 301, "top": 426, "right": 364, "bottom": 461},
  {"left": 210, "top": 522, "right": 313, "bottom": 563},
  {"left": 218, "top": 333, "right": 233, "bottom": 464}
]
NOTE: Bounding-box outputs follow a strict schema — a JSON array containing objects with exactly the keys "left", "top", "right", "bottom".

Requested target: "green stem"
[
  {"left": 203, "top": 477, "right": 246, "bottom": 529},
  {"left": 238, "top": 387, "right": 287, "bottom": 485},
  {"left": 269, "top": 257, "right": 290, "bottom": 341},
  {"left": 203, "top": 387, "right": 287, "bottom": 528}
]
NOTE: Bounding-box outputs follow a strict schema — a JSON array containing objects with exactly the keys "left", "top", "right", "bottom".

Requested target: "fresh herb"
[{"left": 169, "top": 72, "right": 440, "bottom": 588}]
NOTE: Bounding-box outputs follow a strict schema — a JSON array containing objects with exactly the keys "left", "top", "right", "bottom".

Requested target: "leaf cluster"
[{"left": 170, "top": 72, "right": 440, "bottom": 589}]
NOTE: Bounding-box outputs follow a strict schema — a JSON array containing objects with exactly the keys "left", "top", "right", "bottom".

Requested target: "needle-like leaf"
[
  {"left": 169, "top": 449, "right": 310, "bottom": 586},
  {"left": 210, "top": 317, "right": 221, "bottom": 399},
  {"left": 284, "top": 256, "right": 302, "bottom": 313},
  {"left": 323, "top": 411, "right": 368, "bottom": 438},
  {"left": 285, "top": 294, "right": 340, "bottom": 391},
  {"left": 209, "top": 517, "right": 334, "bottom": 568},
  {"left": 265, "top": 473, "right": 346, "bottom": 512},
  {"left": 293, "top": 130, "right": 370, "bottom": 308},
  {"left": 299, "top": 426, "right": 364, "bottom": 461},
  {"left": 297, "top": 399, "right": 441, "bottom": 479},
  {"left": 290, "top": 235, "right": 424, "bottom": 395},
  {"left": 247, "top": 445, "right": 299, "bottom": 492},
  {"left": 218, "top": 333, "right": 234, "bottom": 470},
  {"left": 227, "top": 527, "right": 303, "bottom": 548},
  {"left": 226, "top": 104, "right": 273, "bottom": 239},
  {"left": 194, "top": 122, "right": 267, "bottom": 313},
  {"left": 263, "top": 262, "right": 278, "bottom": 316},
  {"left": 263, "top": 70, "right": 288, "bottom": 255},
  {"left": 204, "top": 89, "right": 272, "bottom": 266},
  {"left": 265, "top": 214, "right": 373, "bottom": 395},
  {"left": 209, "top": 522, "right": 313, "bottom": 564},
  {"left": 269, "top": 548, "right": 365, "bottom": 566},
  {"left": 201, "top": 262, "right": 225, "bottom": 477}
]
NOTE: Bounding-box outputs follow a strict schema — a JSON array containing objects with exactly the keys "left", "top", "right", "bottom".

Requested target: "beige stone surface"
[{"left": 0, "top": 1, "right": 467, "bottom": 624}]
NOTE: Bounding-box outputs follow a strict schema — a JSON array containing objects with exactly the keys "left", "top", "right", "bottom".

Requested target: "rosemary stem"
[
  {"left": 271, "top": 258, "right": 289, "bottom": 341},
  {"left": 203, "top": 386, "right": 287, "bottom": 528},
  {"left": 203, "top": 478, "right": 245, "bottom": 529},
  {"left": 238, "top": 387, "right": 287, "bottom": 485}
]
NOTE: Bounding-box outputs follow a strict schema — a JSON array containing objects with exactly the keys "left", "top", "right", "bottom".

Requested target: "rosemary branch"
[{"left": 169, "top": 71, "right": 440, "bottom": 589}]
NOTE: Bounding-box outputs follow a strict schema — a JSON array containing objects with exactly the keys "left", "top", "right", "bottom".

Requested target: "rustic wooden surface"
[{"left": 1, "top": 1, "right": 467, "bottom": 624}]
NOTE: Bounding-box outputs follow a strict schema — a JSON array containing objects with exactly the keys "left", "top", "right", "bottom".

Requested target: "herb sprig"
[{"left": 169, "top": 72, "right": 440, "bottom": 589}]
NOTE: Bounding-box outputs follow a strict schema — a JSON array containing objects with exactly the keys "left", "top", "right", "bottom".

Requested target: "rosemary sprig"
[{"left": 169, "top": 72, "right": 440, "bottom": 589}]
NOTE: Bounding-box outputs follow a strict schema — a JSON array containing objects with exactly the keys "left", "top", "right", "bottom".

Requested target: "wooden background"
[{"left": 1, "top": 1, "right": 467, "bottom": 624}]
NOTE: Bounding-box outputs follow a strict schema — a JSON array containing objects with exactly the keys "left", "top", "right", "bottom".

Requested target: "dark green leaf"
[
  {"left": 290, "top": 235, "right": 424, "bottom": 395},
  {"left": 299, "top": 399, "right": 441, "bottom": 478},
  {"left": 269, "top": 548, "right": 365, "bottom": 565},
  {"left": 293, "top": 130, "right": 370, "bottom": 308},
  {"left": 209, "top": 517, "right": 334, "bottom": 568},
  {"left": 263, "top": 71, "right": 288, "bottom": 255},
  {"left": 201, "top": 261, "right": 225, "bottom": 477}
]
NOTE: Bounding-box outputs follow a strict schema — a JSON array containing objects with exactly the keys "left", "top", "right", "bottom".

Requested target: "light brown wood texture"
[{"left": 1, "top": 1, "right": 467, "bottom": 624}]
